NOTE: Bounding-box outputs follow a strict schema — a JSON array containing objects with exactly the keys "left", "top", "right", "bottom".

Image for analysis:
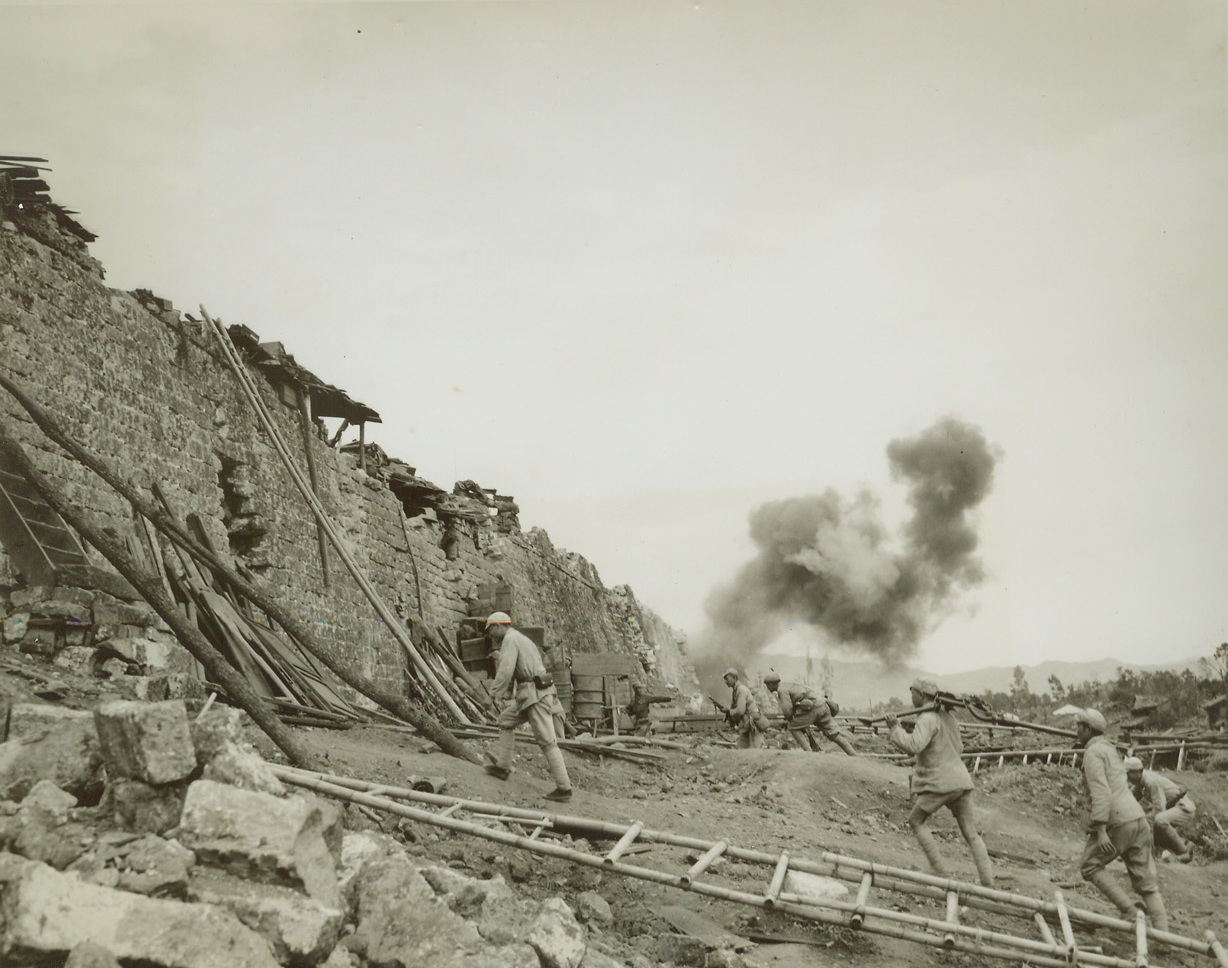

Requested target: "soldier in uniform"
[
  {"left": 1124, "top": 756, "right": 1196, "bottom": 863},
  {"left": 722, "top": 667, "right": 770, "bottom": 749},
  {"left": 886, "top": 678, "right": 994, "bottom": 886},
  {"left": 483, "top": 612, "right": 574, "bottom": 802},
  {"left": 763, "top": 672, "right": 857, "bottom": 755},
  {"left": 1075, "top": 710, "right": 1168, "bottom": 929}
]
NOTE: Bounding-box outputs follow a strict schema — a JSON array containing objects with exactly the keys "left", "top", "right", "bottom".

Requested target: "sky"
[{"left": 2, "top": 1, "right": 1226, "bottom": 675}]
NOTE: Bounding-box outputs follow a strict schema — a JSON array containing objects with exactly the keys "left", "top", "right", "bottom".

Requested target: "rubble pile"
[
  {"left": 1, "top": 584, "right": 203, "bottom": 706},
  {"left": 0, "top": 698, "right": 600, "bottom": 968}
]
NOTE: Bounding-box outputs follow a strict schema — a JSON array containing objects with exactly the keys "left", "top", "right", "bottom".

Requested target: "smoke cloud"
[{"left": 694, "top": 416, "right": 997, "bottom": 684}]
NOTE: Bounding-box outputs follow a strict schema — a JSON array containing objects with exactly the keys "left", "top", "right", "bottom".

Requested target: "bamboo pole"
[
  {"left": 271, "top": 768, "right": 1146, "bottom": 968},
  {"left": 0, "top": 426, "right": 319, "bottom": 769},
  {"left": 269, "top": 765, "right": 1214, "bottom": 961},
  {"left": 201, "top": 311, "right": 468, "bottom": 724},
  {"left": 296, "top": 386, "right": 330, "bottom": 587},
  {"left": 0, "top": 370, "right": 481, "bottom": 765}
]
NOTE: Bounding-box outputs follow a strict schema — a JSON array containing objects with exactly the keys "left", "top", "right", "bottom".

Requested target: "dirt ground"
[
  {"left": 285, "top": 720, "right": 1228, "bottom": 968},
  {"left": 4, "top": 649, "right": 1226, "bottom": 968}
]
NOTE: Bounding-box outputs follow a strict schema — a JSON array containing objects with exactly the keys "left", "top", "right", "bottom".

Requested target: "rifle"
[
  {"left": 859, "top": 690, "right": 1076, "bottom": 739},
  {"left": 709, "top": 695, "right": 733, "bottom": 724}
]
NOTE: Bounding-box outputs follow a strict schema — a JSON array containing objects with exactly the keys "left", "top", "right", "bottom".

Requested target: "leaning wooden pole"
[
  {"left": 201, "top": 309, "right": 469, "bottom": 725},
  {"left": 0, "top": 424, "right": 319, "bottom": 770},
  {"left": 0, "top": 372, "right": 481, "bottom": 765}
]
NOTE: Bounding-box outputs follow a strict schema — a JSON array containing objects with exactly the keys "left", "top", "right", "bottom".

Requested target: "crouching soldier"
[
  {"left": 763, "top": 672, "right": 857, "bottom": 755},
  {"left": 722, "top": 668, "right": 770, "bottom": 749},
  {"left": 1124, "top": 756, "right": 1196, "bottom": 863}
]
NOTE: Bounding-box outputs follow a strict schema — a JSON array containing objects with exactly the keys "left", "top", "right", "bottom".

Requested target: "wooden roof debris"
[
  {"left": 0, "top": 154, "right": 96, "bottom": 242},
  {"left": 227, "top": 323, "right": 381, "bottom": 425}
]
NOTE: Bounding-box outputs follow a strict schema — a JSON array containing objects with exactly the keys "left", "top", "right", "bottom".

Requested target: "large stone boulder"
[
  {"left": 350, "top": 852, "right": 538, "bottom": 968},
  {"left": 0, "top": 704, "right": 104, "bottom": 802},
  {"left": 178, "top": 780, "right": 341, "bottom": 908},
  {"left": 0, "top": 853, "right": 279, "bottom": 968},
  {"left": 93, "top": 699, "right": 196, "bottom": 785}
]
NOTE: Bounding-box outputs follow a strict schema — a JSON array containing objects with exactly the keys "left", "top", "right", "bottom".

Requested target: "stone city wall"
[{"left": 0, "top": 197, "right": 695, "bottom": 704}]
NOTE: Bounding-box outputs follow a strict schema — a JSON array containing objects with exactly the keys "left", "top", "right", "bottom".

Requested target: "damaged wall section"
[{"left": 0, "top": 184, "right": 694, "bottom": 707}]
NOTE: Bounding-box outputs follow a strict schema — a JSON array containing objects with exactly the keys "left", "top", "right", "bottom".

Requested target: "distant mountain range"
[{"left": 743, "top": 653, "right": 1208, "bottom": 712}]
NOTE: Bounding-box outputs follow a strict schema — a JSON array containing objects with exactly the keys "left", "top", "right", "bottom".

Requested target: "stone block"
[
  {"left": 201, "top": 741, "right": 285, "bottom": 796},
  {"left": 2, "top": 611, "right": 29, "bottom": 643},
  {"left": 100, "top": 633, "right": 197, "bottom": 675},
  {"left": 110, "top": 777, "right": 186, "bottom": 835},
  {"left": 52, "top": 645, "right": 100, "bottom": 675},
  {"left": 140, "top": 673, "right": 208, "bottom": 704},
  {"left": 179, "top": 780, "right": 341, "bottom": 908},
  {"left": 0, "top": 853, "right": 279, "bottom": 967},
  {"left": 51, "top": 586, "right": 97, "bottom": 607},
  {"left": 94, "top": 699, "right": 196, "bottom": 785},
  {"left": 114, "top": 833, "right": 195, "bottom": 898},
  {"left": 528, "top": 897, "right": 587, "bottom": 968},
  {"left": 190, "top": 706, "right": 246, "bottom": 763},
  {"left": 189, "top": 868, "right": 344, "bottom": 966},
  {"left": 0, "top": 706, "right": 103, "bottom": 802},
  {"left": 9, "top": 585, "right": 53, "bottom": 609},
  {"left": 29, "top": 600, "right": 91, "bottom": 622}
]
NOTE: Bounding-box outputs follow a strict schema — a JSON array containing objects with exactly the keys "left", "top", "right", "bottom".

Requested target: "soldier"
[
  {"left": 1123, "top": 756, "right": 1196, "bottom": 863},
  {"left": 722, "top": 667, "right": 769, "bottom": 749},
  {"left": 483, "top": 612, "right": 574, "bottom": 802},
  {"left": 885, "top": 678, "right": 994, "bottom": 886},
  {"left": 1074, "top": 710, "right": 1168, "bottom": 929},
  {"left": 628, "top": 683, "right": 658, "bottom": 737},
  {"left": 763, "top": 672, "right": 857, "bottom": 755}
]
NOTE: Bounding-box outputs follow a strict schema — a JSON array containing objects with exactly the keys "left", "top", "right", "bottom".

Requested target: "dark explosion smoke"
[{"left": 694, "top": 416, "right": 997, "bottom": 684}]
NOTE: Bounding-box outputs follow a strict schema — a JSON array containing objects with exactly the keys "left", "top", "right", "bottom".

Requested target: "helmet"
[
  {"left": 1123, "top": 756, "right": 1144, "bottom": 771},
  {"left": 763, "top": 672, "right": 781, "bottom": 685},
  {"left": 1075, "top": 708, "right": 1107, "bottom": 734},
  {"left": 484, "top": 611, "right": 512, "bottom": 628},
  {"left": 910, "top": 678, "right": 939, "bottom": 698},
  {"left": 722, "top": 667, "right": 739, "bottom": 679}
]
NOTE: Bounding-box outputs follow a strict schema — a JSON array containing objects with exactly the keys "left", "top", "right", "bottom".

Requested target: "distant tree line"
[{"left": 971, "top": 643, "right": 1228, "bottom": 731}]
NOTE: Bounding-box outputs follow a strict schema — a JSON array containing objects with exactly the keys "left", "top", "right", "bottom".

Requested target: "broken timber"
[{"left": 272, "top": 764, "right": 1228, "bottom": 968}]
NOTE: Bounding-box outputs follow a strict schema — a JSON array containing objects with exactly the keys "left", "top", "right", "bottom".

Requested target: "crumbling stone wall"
[{"left": 0, "top": 200, "right": 692, "bottom": 698}]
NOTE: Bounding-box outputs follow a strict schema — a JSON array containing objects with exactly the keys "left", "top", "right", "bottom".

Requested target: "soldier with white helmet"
[
  {"left": 1074, "top": 709, "right": 1168, "bottom": 930},
  {"left": 483, "top": 612, "right": 574, "bottom": 803},
  {"left": 763, "top": 672, "right": 857, "bottom": 755},
  {"left": 1123, "top": 755, "right": 1196, "bottom": 863}
]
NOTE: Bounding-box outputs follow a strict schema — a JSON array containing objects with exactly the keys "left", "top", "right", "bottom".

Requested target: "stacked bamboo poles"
[
  {"left": 0, "top": 425, "right": 320, "bottom": 769},
  {"left": 0, "top": 370, "right": 479, "bottom": 764},
  {"left": 272, "top": 765, "right": 1227, "bottom": 968},
  {"left": 202, "top": 309, "right": 470, "bottom": 724}
]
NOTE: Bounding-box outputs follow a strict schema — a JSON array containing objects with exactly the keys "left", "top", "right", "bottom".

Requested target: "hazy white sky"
[{"left": 3, "top": 1, "right": 1225, "bottom": 674}]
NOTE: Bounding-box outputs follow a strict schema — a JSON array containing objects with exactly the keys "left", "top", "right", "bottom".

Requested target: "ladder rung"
[
  {"left": 850, "top": 871, "right": 874, "bottom": 928},
  {"left": 681, "top": 840, "right": 726, "bottom": 887},
  {"left": 763, "top": 851, "right": 790, "bottom": 906},
  {"left": 943, "top": 890, "right": 960, "bottom": 949},
  {"left": 604, "top": 821, "right": 643, "bottom": 865},
  {"left": 1033, "top": 912, "right": 1056, "bottom": 946}
]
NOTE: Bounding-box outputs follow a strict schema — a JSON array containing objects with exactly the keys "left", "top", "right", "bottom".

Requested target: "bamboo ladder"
[{"left": 270, "top": 765, "right": 1228, "bottom": 968}]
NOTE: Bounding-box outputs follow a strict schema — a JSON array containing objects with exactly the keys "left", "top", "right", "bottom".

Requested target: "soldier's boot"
[
  {"left": 491, "top": 730, "right": 516, "bottom": 773},
  {"left": 544, "top": 745, "right": 572, "bottom": 792},
  {"left": 1085, "top": 870, "right": 1135, "bottom": 917},
  {"left": 1154, "top": 821, "right": 1188, "bottom": 857},
  {"left": 967, "top": 834, "right": 995, "bottom": 887},
  {"left": 913, "top": 826, "right": 950, "bottom": 878},
  {"left": 1140, "top": 890, "right": 1168, "bottom": 932},
  {"left": 833, "top": 734, "right": 858, "bottom": 757}
]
